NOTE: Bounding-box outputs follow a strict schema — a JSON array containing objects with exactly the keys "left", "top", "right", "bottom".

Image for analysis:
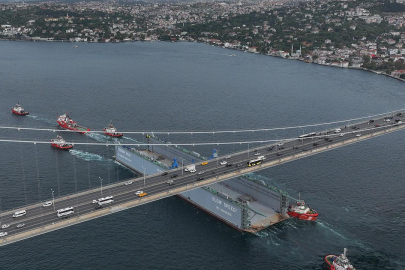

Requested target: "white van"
[{"left": 13, "top": 210, "right": 27, "bottom": 218}]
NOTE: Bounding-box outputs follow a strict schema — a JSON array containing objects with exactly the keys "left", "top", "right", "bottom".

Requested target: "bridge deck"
[{"left": 1, "top": 113, "right": 404, "bottom": 246}]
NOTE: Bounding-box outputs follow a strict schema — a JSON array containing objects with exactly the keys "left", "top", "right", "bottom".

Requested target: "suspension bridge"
[{"left": 0, "top": 110, "right": 404, "bottom": 246}]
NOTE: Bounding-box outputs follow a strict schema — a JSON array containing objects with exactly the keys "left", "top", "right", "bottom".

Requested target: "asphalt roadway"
[{"left": 0, "top": 112, "right": 404, "bottom": 240}]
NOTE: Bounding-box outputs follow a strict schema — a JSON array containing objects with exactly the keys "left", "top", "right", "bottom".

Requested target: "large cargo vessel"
[{"left": 115, "top": 135, "right": 290, "bottom": 232}]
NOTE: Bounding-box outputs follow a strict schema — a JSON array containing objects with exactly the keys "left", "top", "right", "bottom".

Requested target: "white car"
[
  {"left": 198, "top": 171, "right": 205, "bottom": 175},
  {"left": 189, "top": 169, "right": 197, "bottom": 173},
  {"left": 356, "top": 134, "right": 361, "bottom": 137},
  {"left": 124, "top": 181, "right": 133, "bottom": 186},
  {"left": 0, "top": 232, "right": 7, "bottom": 237},
  {"left": 12, "top": 210, "right": 26, "bottom": 218},
  {"left": 254, "top": 153, "right": 261, "bottom": 156},
  {"left": 92, "top": 199, "right": 98, "bottom": 204},
  {"left": 16, "top": 223, "right": 25, "bottom": 229},
  {"left": 1, "top": 224, "right": 10, "bottom": 229},
  {"left": 384, "top": 119, "right": 391, "bottom": 122},
  {"left": 135, "top": 191, "right": 143, "bottom": 196},
  {"left": 219, "top": 161, "right": 227, "bottom": 165},
  {"left": 334, "top": 128, "right": 341, "bottom": 133},
  {"left": 43, "top": 201, "right": 52, "bottom": 207},
  {"left": 225, "top": 155, "right": 231, "bottom": 159},
  {"left": 277, "top": 143, "right": 284, "bottom": 147},
  {"left": 339, "top": 133, "right": 344, "bottom": 137}
]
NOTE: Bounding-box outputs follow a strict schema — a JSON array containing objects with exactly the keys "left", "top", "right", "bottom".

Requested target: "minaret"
[{"left": 291, "top": 44, "right": 294, "bottom": 56}]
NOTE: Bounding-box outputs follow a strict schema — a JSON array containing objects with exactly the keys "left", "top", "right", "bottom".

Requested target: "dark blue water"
[{"left": 0, "top": 41, "right": 404, "bottom": 269}]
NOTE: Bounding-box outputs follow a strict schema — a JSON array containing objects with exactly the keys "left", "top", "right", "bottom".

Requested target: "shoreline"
[{"left": 1, "top": 38, "right": 404, "bottom": 83}]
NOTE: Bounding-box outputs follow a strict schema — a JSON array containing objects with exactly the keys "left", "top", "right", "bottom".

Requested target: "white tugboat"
[
  {"left": 287, "top": 194, "right": 318, "bottom": 221},
  {"left": 103, "top": 121, "right": 123, "bottom": 137},
  {"left": 51, "top": 135, "right": 74, "bottom": 150},
  {"left": 324, "top": 248, "right": 356, "bottom": 270},
  {"left": 11, "top": 102, "right": 29, "bottom": 115}
]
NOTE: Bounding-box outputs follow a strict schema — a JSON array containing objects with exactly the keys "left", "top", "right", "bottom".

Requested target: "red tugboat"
[
  {"left": 57, "top": 113, "right": 90, "bottom": 134},
  {"left": 11, "top": 102, "right": 29, "bottom": 115},
  {"left": 51, "top": 135, "right": 73, "bottom": 150},
  {"left": 103, "top": 121, "right": 123, "bottom": 137},
  {"left": 324, "top": 248, "right": 356, "bottom": 270},
  {"left": 287, "top": 194, "right": 318, "bottom": 221}
]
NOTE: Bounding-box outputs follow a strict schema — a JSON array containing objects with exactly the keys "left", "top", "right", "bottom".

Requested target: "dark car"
[
  {"left": 226, "top": 164, "right": 233, "bottom": 167},
  {"left": 302, "top": 148, "right": 308, "bottom": 152},
  {"left": 279, "top": 146, "right": 285, "bottom": 150},
  {"left": 197, "top": 177, "right": 204, "bottom": 181},
  {"left": 369, "top": 119, "right": 374, "bottom": 123},
  {"left": 276, "top": 153, "right": 283, "bottom": 156},
  {"left": 351, "top": 126, "right": 357, "bottom": 129},
  {"left": 171, "top": 174, "right": 178, "bottom": 178},
  {"left": 267, "top": 147, "right": 274, "bottom": 151},
  {"left": 292, "top": 146, "right": 299, "bottom": 149},
  {"left": 161, "top": 172, "right": 168, "bottom": 176},
  {"left": 313, "top": 143, "right": 319, "bottom": 146},
  {"left": 328, "top": 139, "right": 333, "bottom": 142},
  {"left": 396, "top": 113, "right": 402, "bottom": 117},
  {"left": 212, "top": 171, "right": 216, "bottom": 174}
]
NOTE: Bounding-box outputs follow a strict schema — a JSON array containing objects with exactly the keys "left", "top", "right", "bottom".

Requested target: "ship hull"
[
  {"left": 57, "top": 121, "right": 90, "bottom": 134},
  {"left": 51, "top": 143, "right": 73, "bottom": 150},
  {"left": 104, "top": 132, "right": 123, "bottom": 137},
  {"left": 287, "top": 211, "right": 318, "bottom": 221},
  {"left": 11, "top": 109, "right": 29, "bottom": 115}
]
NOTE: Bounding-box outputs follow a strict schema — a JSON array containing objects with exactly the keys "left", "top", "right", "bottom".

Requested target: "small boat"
[
  {"left": 287, "top": 194, "right": 318, "bottom": 221},
  {"left": 57, "top": 113, "right": 90, "bottom": 134},
  {"left": 11, "top": 102, "right": 29, "bottom": 115},
  {"left": 324, "top": 248, "right": 356, "bottom": 270},
  {"left": 103, "top": 121, "right": 123, "bottom": 137},
  {"left": 51, "top": 135, "right": 73, "bottom": 150}
]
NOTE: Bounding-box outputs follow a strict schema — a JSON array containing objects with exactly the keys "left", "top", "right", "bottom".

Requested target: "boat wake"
[
  {"left": 69, "top": 149, "right": 107, "bottom": 162},
  {"left": 316, "top": 220, "right": 347, "bottom": 240},
  {"left": 86, "top": 132, "right": 109, "bottom": 143},
  {"left": 26, "top": 115, "right": 55, "bottom": 125}
]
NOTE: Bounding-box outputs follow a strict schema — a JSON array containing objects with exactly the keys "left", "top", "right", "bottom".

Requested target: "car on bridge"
[
  {"left": 135, "top": 191, "right": 143, "bottom": 196},
  {"left": 43, "top": 201, "right": 52, "bottom": 207},
  {"left": 167, "top": 180, "right": 174, "bottom": 186},
  {"left": 334, "top": 128, "right": 341, "bottom": 133},
  {"left": 16, "top": 223, "right": 25, "bottom": 229},
  {"left": 225, "top": 155, "right": 231, "bottom": 159},
  {"left": 197, "top": 177, "right": 204, "bottom": 181},
  {"left": 356, "top": 134, "right": 362, "bottom": 137},
  {"left": 197, "top": 171, "right": 205, "bottom": 175},
  {"left": 171, "top": 174, "right": 178, "bottom": 178},
  {"left": 220, "top": 161, "right": 227, "bottom": 165},
  {"left": 12, "top": 210, "right": 26, "bottom": 218},
  {"left": 0, "top": 232, "right": 7, "bottom": 237},
  {"left": 201, "top": 161, "right": 208, "bottom": 166},
  {"left": 138, "top": 192, "right": 147, "bottom": 197},
  {"left": 124, "top": 181, "right": 133, "bottom": 186},
  {"left": 339, "top": 133, "right": 344, "bottom": 137},
  {"left": 161, "top": 172, "right": 168, "bottom": 176},
  {"left": 1, "top": 224, "right": 10, "bottom": 229},
  {"left": 226, "top": 164, "right": 233, "bottom": 167}
]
